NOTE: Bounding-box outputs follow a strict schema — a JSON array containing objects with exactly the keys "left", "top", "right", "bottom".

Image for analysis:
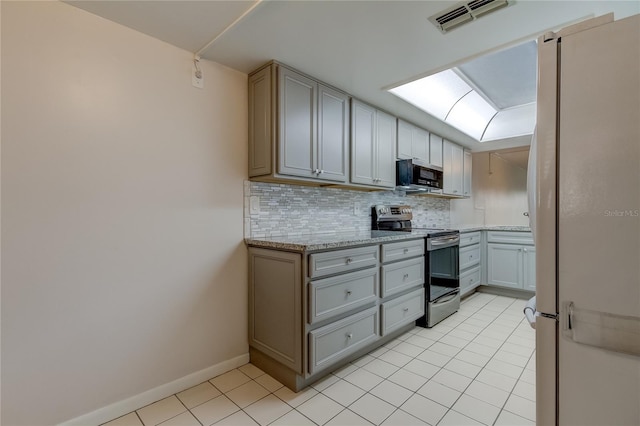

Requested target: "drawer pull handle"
[
  {"left": 469, "top": 255, "right": 473, "bottom": 259},
  {"left": 403, "top": 248, "right": 409, "bottom": 253},
  {"left": 346, "top": 258, "right": 353, "bottom": 265},
  {"left": 403, "top": 307, "right": 409, "bottom": 312},
  {"left": 346, "top": 333, "right": 353, "bottom": 339},
  {"left": 346, "top": 290, "right": 352, "bottom": 296},
  {"left": 403, "top": 273, "right": 409, "bottom": 280}
]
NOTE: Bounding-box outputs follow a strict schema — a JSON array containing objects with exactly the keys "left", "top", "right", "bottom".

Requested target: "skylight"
[{"left": 389, "top": 40, "right": 537, "bottom": 142}]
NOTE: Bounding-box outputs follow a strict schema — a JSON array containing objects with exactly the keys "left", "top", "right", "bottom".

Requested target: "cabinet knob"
[
  {"left": 346, "top": 333, "right": 353, "bottom": 340},
  {"left": 403, "top": 248, "right": 409, "bottom": 253},
  {"left": 403, "top": 273, "right": 409, "bottom": 280},
  {"left": 346, "top": 257, "right": 353, "bottom": 264},
  {"left": 403, "top": 307, "right": 409, "bottom": 312},
  {"left": 346, "top": 290, "right": 352, "bottom": 296}
]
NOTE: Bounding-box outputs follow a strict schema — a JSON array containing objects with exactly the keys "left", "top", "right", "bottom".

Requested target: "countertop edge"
[{"left": 245, "top": 233, "right": 426, "bottom": 253}]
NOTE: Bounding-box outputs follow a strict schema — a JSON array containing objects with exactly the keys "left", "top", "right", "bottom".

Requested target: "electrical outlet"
[
  {"left": 192, "top": 66, "right": 204, "bottom": 89},
  {"left": 353, "top": 202, "right": 361, "bottom": 215},
  {"left": 249, "top": 196, "right": 260, "bottom": 214}
]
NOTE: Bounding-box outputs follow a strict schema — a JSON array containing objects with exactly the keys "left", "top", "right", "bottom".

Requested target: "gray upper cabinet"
[
  {"left": 317, "top": 84, "right": 349, "bottom": 181},
  {"left": 249, "top": 63, "right": 348, "bottom": 184},
  {"left": 463, "top": 149, "right": 472, "bottom": 197},
  {"left": 351, "top": 100, "right": 396, "bottom": 188},
  {"left": 429, "top": 134, "right": 443, "bottom": 169},
  {"left": 443, "top": 139, "right": 464, "bottom": 196},
  {"left": 278, "top": 67, "right": 317, "bottom": 178},
  {"left": 397, "top": 119, "right": 429, "bottom": 166}
]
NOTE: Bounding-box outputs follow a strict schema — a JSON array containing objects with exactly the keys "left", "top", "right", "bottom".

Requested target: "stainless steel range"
[{"left": 372, "top": 205, "right": 460, "bottom": 327}]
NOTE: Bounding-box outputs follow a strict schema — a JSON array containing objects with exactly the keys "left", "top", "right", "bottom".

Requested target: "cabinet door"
[
  {"left": 317, "top": 85, "right": 349, "bottom": 182},
  {"left": 523, "top": 246, "right": 536, "bottom": 291},
  {"left": 412, "top": 127, "right": 430, "bottom": 166},
  {"left": 374, "top": 109, "right": 397, "bottom": 188},
  {"left": 443, "top": 139, "right": 463, "bottom": 195},
  {"left": 463, "top": 150, "right": 472, "bottom": 197},
  {"left": 429, "top": 134, "right": 443, "bottom": 168},
  {"left": 351, "top": 100, "right": 376, "bottom": 185},
  {"left": 278, "top": 67, "right": 317, "bottom": 178},
  {"left": 397, "top": 119, "right": 413, "bottom": 160},
  {"left": 487, "top": 243, "right": 522, "bottom": 288}
]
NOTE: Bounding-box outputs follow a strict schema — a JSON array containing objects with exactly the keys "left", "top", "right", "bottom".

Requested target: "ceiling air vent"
[{"left": 429, "top": 0, "right": 510, "bottom": 34}]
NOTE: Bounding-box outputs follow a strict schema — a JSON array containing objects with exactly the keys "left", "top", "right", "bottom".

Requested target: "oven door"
[{"left": 427, "top": 243, "right": 459, "bottom": 303}]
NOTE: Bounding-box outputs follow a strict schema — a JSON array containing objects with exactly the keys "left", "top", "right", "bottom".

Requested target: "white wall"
[
  {"left": 450, "top": 152, "right": 530, "bottom": 227},
  {"left": 1, "top": 2, "right": 248, "bottom": 424}
]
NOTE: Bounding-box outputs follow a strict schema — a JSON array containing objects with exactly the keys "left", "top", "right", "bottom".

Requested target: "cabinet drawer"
[
  {"left": 308, "top": 306, "right": 379, "bottom": 374},
  {"left": 459, "top": 244, "right": 481, "bottom": 270},
  {"left": 309, "top": 245, "right": 379, "bottom": 278},
  {"left": 460, "top": 265, "right": 481, "bottom": 292},
  {"left": 381, "top": 257, "right": 424, "bottom": 297},
  {"left": 486, "top": 231, "right": 534, "bottom": 245},
  {"left": 381, "top": 239, "right": 424, "bottom": 263},
  {"left": 308, "top": 268, "right": 378, "bottom": 324},
  {"left": 381, "top": 288, "right": 425, "bottom": 336},
  {"left": 459, "top": 231, "right": 481, "bottom": 247}
]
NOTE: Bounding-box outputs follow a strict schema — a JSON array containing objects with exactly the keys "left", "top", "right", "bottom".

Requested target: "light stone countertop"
[
  {"left": 245, "top": 230, "right": 426, "bottom": 253},
  {"left": 245, "top": 225, "right": 531, "bottom": 252}
]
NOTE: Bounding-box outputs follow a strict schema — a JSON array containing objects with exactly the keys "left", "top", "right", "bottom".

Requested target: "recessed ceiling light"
[{"left": 388, "top": 40, "right": 537, "bottom": 142}]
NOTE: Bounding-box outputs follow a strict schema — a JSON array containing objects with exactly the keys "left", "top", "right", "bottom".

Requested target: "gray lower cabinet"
[
  {"left": 486, "top": 231, "right": 536, "bottom": 291},
  {"left": 308, "top": 306, "right": 379, "bottom": 374},
  {"left": 249, "top": 248, "right": 303, "bottom": 373},
  {"left": 248, "top": 62, "right": 349, "bottom": 184},
  {"left": 459, "top": 231, "right": 482, "bottom": 296},
  {"left": 248, "top": 238, "right": 425, "bottom": 391}
]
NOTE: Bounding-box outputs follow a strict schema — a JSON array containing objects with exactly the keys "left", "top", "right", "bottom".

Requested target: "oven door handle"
[
  {"left": 428, "top": 235, "right": 460, "bottom": 249},
  {"left": 433, "top": 292, "right": 459, "bottom": 305}
]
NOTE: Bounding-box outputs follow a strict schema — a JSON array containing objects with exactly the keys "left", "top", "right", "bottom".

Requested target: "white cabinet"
[
  {"left": 459, "top": 231, "right": 482, "bottom": 296},
  {"left": 429, "top": 134, "right": 443, "bottom": 168},
  {"left": 397, "top": 119, "right": 429, "bottom": 166},
  {"left": 523, "top": 246, "right": 536, "bottom": 292},
  {"left": 463, "top": 150, "right": 472, "bottom": 197},
  {"left": 486, "top": 231, "right": 535, "bottom": 291},
  {"left": 443, "top": 139, "right": 464, "bottom": 196},
  {"left": 351, "top": 100, "right": 396, "bottom": 188},
  {"left": 249, "top": 63, "right": 349, "bottom": 184}
]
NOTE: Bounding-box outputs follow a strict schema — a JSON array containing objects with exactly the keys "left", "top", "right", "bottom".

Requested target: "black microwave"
[{"left": 396, "top": 159, "right": 443, "bottom": 190}]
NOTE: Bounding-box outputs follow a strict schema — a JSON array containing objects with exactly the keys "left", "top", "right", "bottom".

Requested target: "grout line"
[{"left": 105, "top": 295, "right": 535, "bottom": 426}]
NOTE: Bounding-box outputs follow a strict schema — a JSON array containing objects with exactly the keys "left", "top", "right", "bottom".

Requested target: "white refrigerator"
[{"left": 533, "top": 13, "right": 640, "bottom": 426}]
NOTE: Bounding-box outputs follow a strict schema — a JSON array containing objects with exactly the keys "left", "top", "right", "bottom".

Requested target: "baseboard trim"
[
  {"left": 58, "top": 353, "right": 250, "bottom": 426},
  {"left": 476, "top": 285, "right": 534, "bottom": 300}
]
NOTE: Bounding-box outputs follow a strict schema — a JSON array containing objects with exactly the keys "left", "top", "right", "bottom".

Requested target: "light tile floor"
[{"left": 104, "top": 293, "right": 535, "bottom": 426}]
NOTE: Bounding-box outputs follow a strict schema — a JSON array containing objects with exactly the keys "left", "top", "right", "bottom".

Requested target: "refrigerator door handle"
[{"left": 561, "top": 301, "right": 640, "bottom": 357}]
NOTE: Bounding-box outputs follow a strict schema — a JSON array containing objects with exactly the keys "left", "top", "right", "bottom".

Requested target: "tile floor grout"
[{"left": 104, "top": 292, "right": 536, "bottom": 426}]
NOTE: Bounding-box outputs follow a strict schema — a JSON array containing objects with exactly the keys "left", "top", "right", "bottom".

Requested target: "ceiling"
[{"left": 66, "top": 0, "right": 639, "bottom": 152}]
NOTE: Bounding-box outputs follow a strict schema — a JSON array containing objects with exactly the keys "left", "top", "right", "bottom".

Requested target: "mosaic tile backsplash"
[{"left": 244, "top": 181, "right": 450, "bottom": 238}]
